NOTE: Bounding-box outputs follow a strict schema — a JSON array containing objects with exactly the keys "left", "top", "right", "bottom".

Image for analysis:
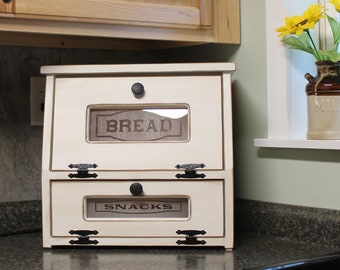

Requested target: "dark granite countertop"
[{"left": 0, "top": 231, "right": 338, "bottom": 270}]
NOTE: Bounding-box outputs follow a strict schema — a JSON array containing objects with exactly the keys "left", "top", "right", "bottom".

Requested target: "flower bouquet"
[{"left": 276, "top": 1, "right": 340, "bottom": 61}]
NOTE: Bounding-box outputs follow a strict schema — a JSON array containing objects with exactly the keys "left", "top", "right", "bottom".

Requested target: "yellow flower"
[
  {"left": 276, "top": 16, "right": 305, "bottom": 37},
  {"left": 301, "top": 4, "right": 325, "bottom": 28},
  {"left": 276, "top": 4, "right": 325, "bottom": 37},
  {"left": 329, "top": 0, "right": 340, "bottom": 12}
]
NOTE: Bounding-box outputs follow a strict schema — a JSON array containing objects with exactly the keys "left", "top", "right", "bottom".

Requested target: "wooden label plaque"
[
  {"left": 86, "top": 197, "right": 189, "bottom": 219},
  {"left": 88, "top": 106, "right": 189, "bottom": 142}
]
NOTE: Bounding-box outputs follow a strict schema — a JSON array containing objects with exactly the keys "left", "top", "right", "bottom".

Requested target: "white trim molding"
[{"left": 265, "top": 0, "right": 292, "bottom": 139}]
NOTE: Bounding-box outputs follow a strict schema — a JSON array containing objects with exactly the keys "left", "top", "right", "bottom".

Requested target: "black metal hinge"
[
  {"left": 68, "top": 163, "right": 98, "bottom": 178},
  {"left": 69, "top": 230, "right": 99, "bottom": 245},
  {"left": 175, "top": 163, "right": 206, "bottom": 179},
  {"left": 176, "top": 230, "right": 207, "bottom": 245}
]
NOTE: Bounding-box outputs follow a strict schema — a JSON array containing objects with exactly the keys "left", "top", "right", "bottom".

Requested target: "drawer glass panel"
[
  {"left": 85, "top": 196, "right": 189, "bottom": 219},
  {"left": 87, "top": 105, "right": 189, "bottom": 142}
]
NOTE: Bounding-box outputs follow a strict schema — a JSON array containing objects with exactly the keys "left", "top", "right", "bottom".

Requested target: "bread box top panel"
[
  {"left": 41, "top": 63, "right": 236, "bottom": 76},
  {"left": 50, "top": 74, "right": 224, "bottom": 171}
]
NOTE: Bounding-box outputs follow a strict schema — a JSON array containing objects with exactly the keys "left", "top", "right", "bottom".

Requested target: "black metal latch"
[
  {"left": 175, "top": 163, "right": 206, "bottom": 179},
  {"left": 69, "top": 230, "right": 99, "bottom": 245},
  {"left": 176, "top": 230, "right": 207, "bottom": 245},
  {"left": 68, "top": 163, "right": 98, "bottom": 178}
]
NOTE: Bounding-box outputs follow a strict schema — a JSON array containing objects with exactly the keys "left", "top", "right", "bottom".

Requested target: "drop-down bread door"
[{"left": 51, "top": 75, "right": 224, "bottom": 171}]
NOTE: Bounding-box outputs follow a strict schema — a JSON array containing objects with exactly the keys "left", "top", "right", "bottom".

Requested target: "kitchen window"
[{"left": 254, "top": 0, "right": 340, "bottom": 149}]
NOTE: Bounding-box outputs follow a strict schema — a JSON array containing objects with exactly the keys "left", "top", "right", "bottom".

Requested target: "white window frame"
[{"left": 254, "top": 0, "right": 340, "bottom": 149}]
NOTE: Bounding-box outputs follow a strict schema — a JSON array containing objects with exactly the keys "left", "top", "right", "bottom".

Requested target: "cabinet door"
[
  {"left": 15, "top": 0, "right": 212, "bottom": 29},
  {"left": 0, "top": 1, "right": 14, "bottom": 13}
]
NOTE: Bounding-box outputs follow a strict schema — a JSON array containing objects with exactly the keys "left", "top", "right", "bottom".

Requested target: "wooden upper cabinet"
[
  {"left": 0, "top": 0, "right": 240, "bottom": 49},
  {"left": 15, "top": 0, "right": 213, "bottom": 29}
]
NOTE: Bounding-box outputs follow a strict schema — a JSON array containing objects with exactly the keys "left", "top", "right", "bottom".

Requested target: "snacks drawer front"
[
  {"left": 51, "top": 75, "right": 223, "bottom": 171},
  {"left": 51, "top": 180, "right": 224, "bottom": 237}
]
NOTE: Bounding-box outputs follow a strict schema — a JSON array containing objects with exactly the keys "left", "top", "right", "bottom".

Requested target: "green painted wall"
[{"left": 231, "top": 0, "right": 340, "bottom": 210}]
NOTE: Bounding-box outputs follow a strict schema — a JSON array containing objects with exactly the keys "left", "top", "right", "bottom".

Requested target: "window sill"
[{"left": 254, "top": 138, "right": 340, "bottom": 150}]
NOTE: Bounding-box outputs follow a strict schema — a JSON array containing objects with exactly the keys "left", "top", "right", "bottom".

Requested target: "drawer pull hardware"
[
  {"left": 131, "top": 82, "right": 145, "bottom": 98},
  {"left": 129, "top": 182, "right": 144, "bottom": 196},
  {"left": 175, "top": 163, "right": 206, "bottom": 179},
  {"left": 176, "top": 230, "right": 207, "bottom": 245},
  {"left": 68, "top": 163, "right": 98, "bottom": 178},
  {"left": 69, "top": 230, "right": 99, "bottom": 245}
]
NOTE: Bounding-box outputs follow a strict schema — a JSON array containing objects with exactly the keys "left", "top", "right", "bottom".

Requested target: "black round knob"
[
  {"left": 130, "top": 182, "right": 143, "bottom": 196},
  {"left": 2, "top": 0, "right": 11, "bottom": 3},
  {"left": 131, "top": 83, "right": 145, "bottom": 98}
]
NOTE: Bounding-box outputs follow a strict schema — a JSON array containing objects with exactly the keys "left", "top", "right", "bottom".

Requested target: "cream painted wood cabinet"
[
  {"left": 0, "top": 0, "right": 239, "bottom": 49},
  {"left": 40, "top": 63, "right": 235, "bottom": 248}
]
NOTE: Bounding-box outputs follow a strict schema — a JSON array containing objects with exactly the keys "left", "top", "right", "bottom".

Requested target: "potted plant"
[{"left": 276, "top": 2, "right": 340, "bottom": 139}]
